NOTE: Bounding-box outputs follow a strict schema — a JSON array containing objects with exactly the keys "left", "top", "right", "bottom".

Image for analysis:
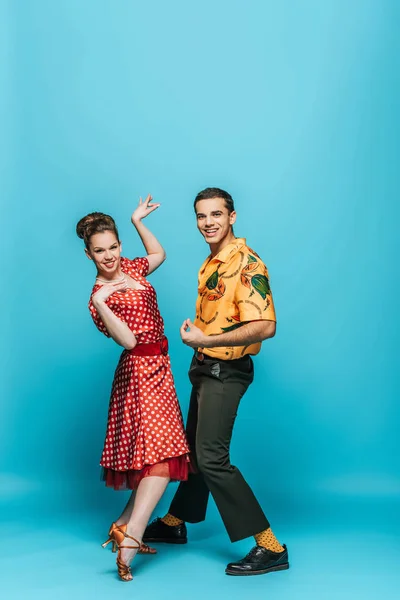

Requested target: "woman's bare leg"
[
  {"left": 119, "top": 476, "right": 169, "bottom": 579},
  {"left": 116, "top": 491, "right": 136, "bottom": 525}
]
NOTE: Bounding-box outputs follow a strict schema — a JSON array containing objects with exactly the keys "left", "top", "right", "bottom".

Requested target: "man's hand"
[
  {"left": 131, "top": 195, "right": 160, "bottom": 225},
  {"left": 180, "top": 319, "right": 208, "bottom": 348}
]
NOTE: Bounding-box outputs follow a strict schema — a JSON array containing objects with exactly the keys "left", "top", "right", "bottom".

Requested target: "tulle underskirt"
[{"left": 101, "top": 454, "right": 193, "bottom": 491}]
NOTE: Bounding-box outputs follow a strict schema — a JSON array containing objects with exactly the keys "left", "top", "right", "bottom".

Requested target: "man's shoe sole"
[
  {"left": 225, "top": 562, "right": 289, "bottom": 576},
  {"left": 142, "top": 538, "right": 188, "bottom": 544}
]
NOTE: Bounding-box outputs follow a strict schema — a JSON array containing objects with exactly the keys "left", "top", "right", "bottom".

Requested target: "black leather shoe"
[
  {"left": 225, "top": 544, "right": 289, "bottom": 576},
  {"left": 143, "top": 517, "right": 187, "bottom": 544}
]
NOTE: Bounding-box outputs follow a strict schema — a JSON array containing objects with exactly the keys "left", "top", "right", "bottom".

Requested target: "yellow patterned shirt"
[{"left": 194, "top": 238, "right": 276, "bottom": 360}]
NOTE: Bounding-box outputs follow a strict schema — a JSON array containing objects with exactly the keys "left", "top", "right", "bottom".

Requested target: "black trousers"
[{"left": 169, "top": 354, "right": 270, "bottom": 542}]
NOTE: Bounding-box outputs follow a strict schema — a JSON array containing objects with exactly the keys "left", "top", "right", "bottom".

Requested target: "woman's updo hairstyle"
[{"left": 76, "top": 212, "right": 119, "bottom": 248}]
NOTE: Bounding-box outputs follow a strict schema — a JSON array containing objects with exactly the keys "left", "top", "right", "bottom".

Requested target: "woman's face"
[{"left": 86, "top": 231, "right": 122, "bottom": 277}]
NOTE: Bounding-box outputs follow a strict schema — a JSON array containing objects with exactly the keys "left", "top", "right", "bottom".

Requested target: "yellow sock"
[
  {"left": 254, "top": 528, "right": 284, "bottom": 553},
  {"left": 161, "top": 513, "right": 184, "bottom": 526}
]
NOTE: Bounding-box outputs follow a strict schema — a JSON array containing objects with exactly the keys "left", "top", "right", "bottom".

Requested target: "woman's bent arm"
[
  {"left": 131, "top": 195, "right": 166, "bottom": 275},
  {"left": 93, "top": 299, "right": 137, "bottom": 349}
]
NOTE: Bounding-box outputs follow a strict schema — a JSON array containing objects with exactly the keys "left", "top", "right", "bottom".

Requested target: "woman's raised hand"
[
  {"left": 131, "top": 195, "right": 161, "bottom": 225},
  {"left": 92, "top": 281, "right": 127, "bottom": 307}
]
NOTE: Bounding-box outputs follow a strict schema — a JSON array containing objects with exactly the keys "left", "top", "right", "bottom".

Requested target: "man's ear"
[{"left": 229, "top": 211, "right": 237, "bottom": 225}]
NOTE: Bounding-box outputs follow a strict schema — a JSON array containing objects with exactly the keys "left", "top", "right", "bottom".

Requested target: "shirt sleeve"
[
  {"left": 234, "top": 256, "right": 276, "bottom": 323},
  {"left": 122, "top": 256, "right": 149, "bottom": 277},
  {"left": 88, "top": 298, "right": 111, "bottom": 337}
]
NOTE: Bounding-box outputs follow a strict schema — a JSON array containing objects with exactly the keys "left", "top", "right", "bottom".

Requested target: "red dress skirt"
[{"left": 89, "top": 256, "right": 191, "bottom": 490}]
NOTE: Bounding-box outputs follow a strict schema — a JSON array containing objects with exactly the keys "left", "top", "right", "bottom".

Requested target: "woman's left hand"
[{"left": 131, "top": 195, "right": 161, "bottom": 224}]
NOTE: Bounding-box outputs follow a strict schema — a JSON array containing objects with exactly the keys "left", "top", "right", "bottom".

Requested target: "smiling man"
[{"left": 143, "top": 187, "right": 289, "bottom": 576}]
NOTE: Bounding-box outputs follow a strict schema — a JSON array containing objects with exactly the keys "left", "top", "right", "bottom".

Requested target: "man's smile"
[{"left": 204, "top": 228, "right": 219, "bottom": 237}]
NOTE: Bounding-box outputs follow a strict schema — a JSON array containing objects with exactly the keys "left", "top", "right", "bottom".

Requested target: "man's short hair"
[{"left": 194, "top": 187, "right": 235, "bottom": 214}]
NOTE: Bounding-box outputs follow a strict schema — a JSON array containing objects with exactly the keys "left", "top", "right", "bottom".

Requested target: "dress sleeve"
[
  {"left": 121, "top": 256, "right": 149, "bottom": 277},
  {"left": 234, "top": 255, "right": 276, "bottom": 323},
  {"left": 88, "top": 297, "right": 111, "bottom": 337}
]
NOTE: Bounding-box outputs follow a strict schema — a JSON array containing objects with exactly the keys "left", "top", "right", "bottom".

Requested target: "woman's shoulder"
[
  {"left": 120, "top": 256, "right": 131, "bottom": 268},
  {"left": 89, "top": 281, "right": 101, "bottom": 295},
  {"left": 121, "top": 256, "right": 149, "bottom": 277},
  {"left": 88, "top": 283, "right": 101, "bottom": 308}
]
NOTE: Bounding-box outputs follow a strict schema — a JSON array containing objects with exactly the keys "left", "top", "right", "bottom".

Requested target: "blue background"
[{"left": 1, "top": 1, "right": 399, "bottom": 598}]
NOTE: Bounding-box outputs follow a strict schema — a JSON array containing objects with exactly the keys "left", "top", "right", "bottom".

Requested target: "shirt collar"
[{"left": 201, "top": 238, "right": 246, "bottom": 272}]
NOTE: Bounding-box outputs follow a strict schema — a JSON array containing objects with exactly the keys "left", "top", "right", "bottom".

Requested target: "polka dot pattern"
[
  {"left": 161, "top": 514, "right": 184, "bottom": 526},
  {"left": 254, "top": 528, "right": 284, "bottom": 553},
  {"left": 88, "top": 257, "right": 190, "bottom": 472},
  {"left": 89, "top": 257, "right": 164, "bottom": 342}
]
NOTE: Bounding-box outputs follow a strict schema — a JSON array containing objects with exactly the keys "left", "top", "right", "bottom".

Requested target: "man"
[{"left": 143, "top": 187, "right": 289, "bottom": 576}]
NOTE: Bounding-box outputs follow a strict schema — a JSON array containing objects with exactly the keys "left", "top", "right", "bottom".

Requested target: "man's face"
[{"left": 195, "top": 197, "right": 236, "bottom": 245}]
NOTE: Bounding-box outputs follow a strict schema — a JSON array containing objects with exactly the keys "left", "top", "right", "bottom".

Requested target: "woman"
[{"left": 76, "top": 196, "right": 191, "bottom": 582}]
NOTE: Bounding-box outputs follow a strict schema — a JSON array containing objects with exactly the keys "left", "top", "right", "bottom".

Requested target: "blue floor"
[{"left": 2, "top": 486, "right": 399, "bottom": 599}]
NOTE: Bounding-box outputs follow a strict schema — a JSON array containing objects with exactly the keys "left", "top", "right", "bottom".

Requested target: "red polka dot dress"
[{"left": 89, "top": 256, "right": 191, "bottom": 490}]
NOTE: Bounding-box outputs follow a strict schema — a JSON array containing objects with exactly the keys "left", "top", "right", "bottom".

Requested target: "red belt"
[{"left": 127, "top": 336, "right": 168, "bottom": 357}]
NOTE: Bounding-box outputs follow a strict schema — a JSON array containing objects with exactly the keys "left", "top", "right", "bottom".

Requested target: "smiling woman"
[
  {"left": 77, "top": 212, "right": 121, "bottom": 272},
  {"left": 75, "top": 198, "right": 192, "bottom": 582},
  {"left": 91, "top": 235, "right": 122, "bottom": 277}
]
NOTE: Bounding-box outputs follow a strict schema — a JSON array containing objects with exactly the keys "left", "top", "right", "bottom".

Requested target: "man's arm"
[{"left": 180, "top": 319, "right": 276, "bottom": 349}]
